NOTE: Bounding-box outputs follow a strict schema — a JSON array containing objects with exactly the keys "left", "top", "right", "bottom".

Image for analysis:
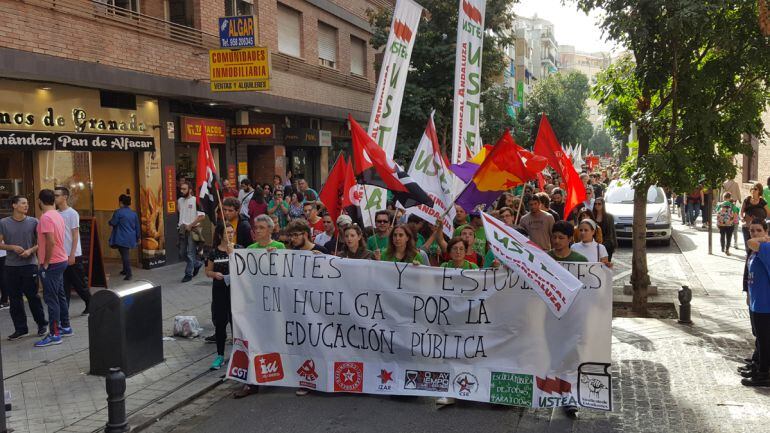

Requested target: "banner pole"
[{"left": 514, "top": 187, "right": 526, "bottom": 226}]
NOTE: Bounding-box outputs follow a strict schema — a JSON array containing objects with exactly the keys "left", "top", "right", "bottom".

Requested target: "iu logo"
[
  {"left": 254, "top": 353, "right": 284, "bottom": 383},
  {"left": 297, "top": 359, "right": 319, "bottom": 389},
  {"left": 334, "top": 362, "right": 364, "bottom": 393}
]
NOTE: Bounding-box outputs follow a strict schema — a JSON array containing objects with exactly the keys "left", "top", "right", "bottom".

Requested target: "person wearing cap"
[
  {"left": 321, "top": 214, "right": 352, "bottom": 254},
  {"left": 571, "top": 218, "right": 611, "bottom": 267}
]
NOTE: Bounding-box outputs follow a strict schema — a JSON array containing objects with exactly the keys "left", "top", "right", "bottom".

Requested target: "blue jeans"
[
  {"left": 686, "top": 203, "right": 699, "bottom": 225},
  {"left": 40, "top": 261, "right": 69, "bottom": 335},
  {"left": 183, "top": 233, "right": 201, "bottom": 277}
]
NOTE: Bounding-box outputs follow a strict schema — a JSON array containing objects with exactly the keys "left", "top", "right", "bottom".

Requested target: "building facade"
[
  {"left": 733, "top": 109, "right": 770, "bottom": 199},
  {"left": 0, "top": 0, "right": 384, "bottom": 268},
  {"left": 558, "top": 45, "right": 611, "bottom": 128}
]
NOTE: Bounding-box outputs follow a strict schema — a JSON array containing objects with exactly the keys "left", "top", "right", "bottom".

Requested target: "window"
[
  {"left": 168, "top": 0, "right": 194, "bottom": 28},
  {"left": 278, "top": 4, "right": 302, "bottom": 57},
  {"left": 225, "top": 0, "right": 253, "bottom": 16},
  {"left": 114, "top": 0, "right": 139, "bottom": 12},
  {"left": 743, "top": 135, "right": 759, "bottom": 183},
  {"left": 318, "top": 22, "right": 337, "bottom": 68},
  {"left": 350, "top": 36, "right": 366, "bottom": 76}
]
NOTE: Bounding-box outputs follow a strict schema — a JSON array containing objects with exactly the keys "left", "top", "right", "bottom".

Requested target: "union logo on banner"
[
  {"left": 254, "top": 353, "right": 284, "bottom": 383},
  {"left": 334, "top": 362, "right": 364, "bottom": 392}
]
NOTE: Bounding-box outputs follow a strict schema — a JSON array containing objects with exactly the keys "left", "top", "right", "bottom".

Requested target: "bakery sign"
[
  {"left": 0, "top": 107, "right": 148, "bottom": 133},
  {"left": 0, "top": 130, "right": 155, "bottom": 151}
]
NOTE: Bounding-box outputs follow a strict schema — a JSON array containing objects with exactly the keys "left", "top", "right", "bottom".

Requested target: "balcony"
[{"left": 23, "top": 0, "right": 219, "bottom": 49}]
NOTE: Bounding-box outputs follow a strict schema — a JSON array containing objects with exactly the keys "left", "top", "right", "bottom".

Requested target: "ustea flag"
[
  {"left": 196, "top": 124, "right": 220, "bottom": 222},
  {"left": 481, "top": 211, "right": 584, "bottom": 318},
  {"left": 406, "top": 111, "right": 456, "bottom": 237},
  {"left": 451, "top": 0, "right": 486, "bottom": 164}
]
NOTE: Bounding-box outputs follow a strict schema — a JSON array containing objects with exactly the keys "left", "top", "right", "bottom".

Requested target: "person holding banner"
[
  {"left": 379, "top": 225, "right": 424, "bottom": 264},
  {"left": 421, "top": 221, "right": 449, "bottom": 266},
  {"left": 440, "top": 238, "right": 479, "bottom": 270},
  {"left": 549, "top": 221, "right": 588, "bottom": 263},
  {"left": 743, "top": 220, "right": 770, "bottom": 387},
  {"left": 247, "top": 215, "right": 285, "bottom": 250},
  {"left": 571, "top": 219, "right": 612, "bottom": 267},
  {"left": 286, "top": 219, "right": 329, "bottom": 254},
  {"left": 205, "top": 222, "right": 238, "bottom": 371},
  {"left": 367, "top": 210, "right": 392, "bottom": 253},
  {"left": 337, "top": 225, "right": 375, "bottom": 260}
]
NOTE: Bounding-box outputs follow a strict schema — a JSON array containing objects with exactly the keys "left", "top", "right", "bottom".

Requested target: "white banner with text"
[{"left": 226, "top": 250, "right": 612, "bottom": 410}]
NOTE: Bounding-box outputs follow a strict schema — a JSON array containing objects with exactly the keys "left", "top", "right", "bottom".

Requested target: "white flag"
[
  {"left": 406, "top": 111, "right": 456, "bottom": 238},
  {"left": 481, "top": 211, "right": 584, "bottom": 318},
  {"left": 450, "top": 0, "right": 486, "bottom": 164},
  {"left": 361, "top": 0, "right": 423, "bottom": 226}
]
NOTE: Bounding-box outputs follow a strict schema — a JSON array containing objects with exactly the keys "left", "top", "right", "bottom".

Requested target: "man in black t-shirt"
[{"left": 286, "top": 219, "right": 329, "bottom": 254}]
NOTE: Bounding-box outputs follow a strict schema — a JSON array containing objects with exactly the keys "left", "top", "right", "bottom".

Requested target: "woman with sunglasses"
[{"left": 593, "top": 198, "right": 618, "bottom": 261}]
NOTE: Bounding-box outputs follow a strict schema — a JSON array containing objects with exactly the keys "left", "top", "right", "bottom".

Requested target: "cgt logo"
[
  {"left": 393, "top": 20, "right": 414, "bottom": 43},
  {"left": 254, "top": 353, "right": 284, "bottom": 383},
  {"left": 536, "top": 376, "right": 571, "bottom": 395},
  {"left": 228, "top": 349, "right": 250, "bottom": 381},
  {"left": 462, "top": 0, "right": 482, "bottom": 24}
]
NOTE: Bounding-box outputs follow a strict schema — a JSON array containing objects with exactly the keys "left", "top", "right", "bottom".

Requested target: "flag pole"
[{"left": 514, "top": 187, "right": 526, "bottom": 225}]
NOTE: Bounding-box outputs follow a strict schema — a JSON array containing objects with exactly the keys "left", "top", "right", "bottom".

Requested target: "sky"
[{"left": 513, "top": 0, "right": 620, "bottom": 54}]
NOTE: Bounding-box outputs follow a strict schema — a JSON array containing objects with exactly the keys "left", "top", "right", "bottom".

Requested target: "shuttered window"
[
  {"left": 350, "top": 36, "right": 366, "bottom": 76},
  {"left": 277, "top": 4, "right": 301, "bottom": 57},
  {"left": 318, "top": 22, "right": 337, "bottom": 68}
]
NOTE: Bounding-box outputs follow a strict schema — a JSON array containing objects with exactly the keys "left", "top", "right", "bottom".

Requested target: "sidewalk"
[
  {"left": 1, "top": 261, "right": 222, "bottom": 433},
  {"left": 574, "top": 217, "right": 769, "bottom": 433}
]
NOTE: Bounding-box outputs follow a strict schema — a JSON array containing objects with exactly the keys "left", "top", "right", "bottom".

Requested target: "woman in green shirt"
[
  {"left": 380, "top": 225, "right": 424, "bottom": 265},
  {"left": 440, "top": 238, "right": 479, "bottom": 270},
  {"left": 267, "top": 189, "right": 289, "bottom": 228}
]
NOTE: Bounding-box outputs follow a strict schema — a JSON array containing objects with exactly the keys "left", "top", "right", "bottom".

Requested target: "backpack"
[{"left": 716, "top": 207, "right": 733, "bottom": 227}]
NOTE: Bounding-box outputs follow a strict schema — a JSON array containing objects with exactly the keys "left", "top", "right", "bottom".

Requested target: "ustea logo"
[
  {"left": 462, "top": 0, "right": 482, "bottom": 24},
  {"left": 334, "top": 362, "right": 364, "bottom": 393},
  {"left": 254, "top": 353, "right": 284, "bottom": 383},
  {"left": 228, "top": 339, "right": 250, "bottom": 381},
  {"left": 393, "top": 20, "right": 413, "bottom": 43},
  {"left": 297, "top": 359, "right": 319, "bottom": 389},
  {"left": 453, "top": 372, "right": 479, "bottom": 396},
  {"left": 536, "top": 376, "right": 571, "bottom": 395}
]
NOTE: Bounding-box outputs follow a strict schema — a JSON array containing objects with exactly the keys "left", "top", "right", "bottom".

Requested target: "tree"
[
  {"left": 524, "top": 71, "right": 593, "bottom": 148},
  {"left": 587, "top": 128, "right": 614, "bottom": 156},
  {"left": 581, "top": 0, "right": 770, "bottom": 313},
  {"left": 368, "top": 0, "right": 516, "bottom": 162}
]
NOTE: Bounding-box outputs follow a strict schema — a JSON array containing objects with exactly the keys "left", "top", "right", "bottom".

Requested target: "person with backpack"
[{"left": 717, "top": 192, "right": 739, "bottom": 256}]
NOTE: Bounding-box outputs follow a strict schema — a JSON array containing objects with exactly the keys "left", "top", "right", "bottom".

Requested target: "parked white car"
[{"left": 603, "top": 180, "right": 672, "bottom": 246}]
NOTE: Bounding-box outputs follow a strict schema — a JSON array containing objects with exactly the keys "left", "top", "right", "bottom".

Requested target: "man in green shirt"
[
  {"left": 367, "top": 209, "right": 391, "bottom": 253},
  {"left": 549, "top": 221, "right": 588, "bottom": 262},
  {"left": 247, "top": 214, "right": 285, "bottom": 249}
]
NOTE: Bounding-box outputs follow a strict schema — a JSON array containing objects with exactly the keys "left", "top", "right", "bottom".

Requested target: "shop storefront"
[
  {"left": 284, "top": 128, "right": 331, "bottom": 189},
  {"left": 0, "top": 79, "right": 165, "bottom": 269}
]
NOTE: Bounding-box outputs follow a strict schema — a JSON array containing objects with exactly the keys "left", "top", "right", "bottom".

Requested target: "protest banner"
[
  {"left": 481, "top": 211, "right": 584, "bottom": 318},
  {"left": 451, "top": 0, "right": 486, "bottom": 164},
  {"left": 227, "top": 249, "right": 612, "bottom": 410},
  {"left": 405, "top": 112, "right": 456, "bottom": 237},
  {"left": 360, "top": 0, "right": 423, "bottom": 226}
]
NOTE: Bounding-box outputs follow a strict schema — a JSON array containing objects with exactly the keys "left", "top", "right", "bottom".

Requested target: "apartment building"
[
  {"left": 558, "top": 45, "right": 611, "bottom": 127},
  {"left": 0, "top": 0, "right": 385, "bottom": 267}
]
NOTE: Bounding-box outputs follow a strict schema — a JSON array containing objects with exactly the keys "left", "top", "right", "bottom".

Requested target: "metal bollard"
[
  {"left": 678, "top": 286, "right": 693, "bottom": 324},
  {"left": 105, "top": 367, "right": 129, "bottom": 433}
]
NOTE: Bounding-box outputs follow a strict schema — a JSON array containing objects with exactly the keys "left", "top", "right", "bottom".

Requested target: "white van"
[{"left": 603, "top": 179, "right": 672, "bottom": 246}]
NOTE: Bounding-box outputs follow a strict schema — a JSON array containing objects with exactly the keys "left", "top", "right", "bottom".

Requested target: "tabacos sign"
[{"left": 0, "top": 107, "right": 147, "bottom": 134}]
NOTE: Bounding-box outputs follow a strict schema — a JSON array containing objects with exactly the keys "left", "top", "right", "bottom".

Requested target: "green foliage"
[
  {"left": 583, "top": 0, "right": 770, "bottom": 192},
  {"left": 368, "top": 0, "right": 516, "bottom": 162},
  {"left": 587, "top": 128, "right": 614, "bottom": 156},
  {"left": 524, "top": 71, "right": 594, "bottom": 148}
]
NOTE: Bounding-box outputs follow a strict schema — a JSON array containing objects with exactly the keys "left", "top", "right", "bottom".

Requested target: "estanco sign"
[{"left": 230, "top": 124, "right": 275, "bottom": 139}]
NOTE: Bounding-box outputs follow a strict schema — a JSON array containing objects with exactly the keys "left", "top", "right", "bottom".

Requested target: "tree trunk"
[{"left": 631, "top": 118, "right": 651, "bottom": 315}]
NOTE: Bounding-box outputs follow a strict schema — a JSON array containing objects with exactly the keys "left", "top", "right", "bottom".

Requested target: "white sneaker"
[
  {"left": 436, "top": 397, "right": 455, "bottom": 406},
  {"left": 296, "top": 388, "right": 309, "bottom": 396}
]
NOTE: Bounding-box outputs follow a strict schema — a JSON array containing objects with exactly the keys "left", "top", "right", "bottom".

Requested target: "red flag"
[
  {"left": 533, "top": 115, "right": 585, "bottom": 218},
  {"left": 196, "top": 124, "right": 220, "bottom": 222},
  {"left": 537, "top": 171, "right": 546, "bottom": 191},
  {"left": 342, "top": 155, "right": 358, "bottom": 208},
  {"left": 349, "top": 115, "right": 434, "bottom": 208},
  {"left": 319, "top": 154, "right": 349, "bottom": 224}
]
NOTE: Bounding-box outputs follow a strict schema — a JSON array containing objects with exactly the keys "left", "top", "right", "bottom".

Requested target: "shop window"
[
  {"left": 277, "top": 4, "right": 302, "bottom": 58},
  {"left": 0, "top": 151, "right": 33, "bottom": 218},
  {"left": 318, "top": 22, "right": 337, "bottom": 69},
  {"left": 350, "top": 36, "right": 366, "bottom": 76},
  {"left": 53, "top": 152, "right": 95, "bottom": 217},
  {"left": 225, "top": 0, "right": 253, "bottom": 16}
]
